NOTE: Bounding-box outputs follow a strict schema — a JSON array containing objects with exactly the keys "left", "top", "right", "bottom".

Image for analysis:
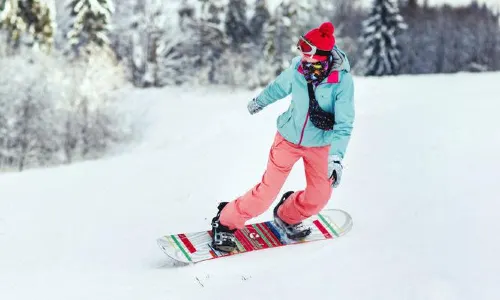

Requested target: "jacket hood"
[{"left": 330, "top": 46, "right": 351, "bottom": 72}]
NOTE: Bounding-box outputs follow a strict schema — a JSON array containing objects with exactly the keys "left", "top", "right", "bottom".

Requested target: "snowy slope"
[{"left": 1, "top": 71, "right": 500, "bottom": 300}]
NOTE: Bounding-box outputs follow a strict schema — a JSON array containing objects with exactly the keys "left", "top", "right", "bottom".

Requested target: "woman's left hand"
[{"left": 328, "top": 155, "right": 343, "bottom": 188}]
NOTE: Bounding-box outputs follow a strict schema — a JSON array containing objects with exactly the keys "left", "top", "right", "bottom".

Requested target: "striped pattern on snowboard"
[{"left": 157, "top": 209, "right": 352, "bottom": 264}]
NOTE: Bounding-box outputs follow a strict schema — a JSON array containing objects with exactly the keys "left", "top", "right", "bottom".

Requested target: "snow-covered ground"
[{"left": 1, "top": 71, "right": 500, "bottom": 300}]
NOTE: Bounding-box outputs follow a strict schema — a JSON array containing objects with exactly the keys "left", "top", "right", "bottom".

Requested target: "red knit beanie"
[{"left": 302, "top": 22, "right": 335, "bottom": 60}]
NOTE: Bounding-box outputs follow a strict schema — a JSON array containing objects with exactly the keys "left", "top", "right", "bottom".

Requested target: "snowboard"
[{"left": 157, "top": 208, "right": 353, "bottom": 264}]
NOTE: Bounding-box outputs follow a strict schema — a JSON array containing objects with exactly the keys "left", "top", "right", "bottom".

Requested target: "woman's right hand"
[{"left": 247, "top": 98, "right": 263, "bottom": 115}]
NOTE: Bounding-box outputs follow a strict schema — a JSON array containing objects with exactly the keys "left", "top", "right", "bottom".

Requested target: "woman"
[{"left": 211, "top": 21, "right": 355, "bottom": 252}]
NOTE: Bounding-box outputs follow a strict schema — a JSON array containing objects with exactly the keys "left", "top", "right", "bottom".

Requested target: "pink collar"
[{"left": 297, "top": 64, "right": 339, "bottom": 83}]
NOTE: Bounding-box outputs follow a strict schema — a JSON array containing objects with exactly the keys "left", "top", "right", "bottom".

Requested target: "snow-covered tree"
[
  {"left": 0, "top": 54, "right": 64, "bottom": 170},
  {"left": 155, "top": 25, "right": 190, "bottom": 87},
  {"left": 66, "top": 0, "right": 114, "bottom": 56},
  {"left": 360, "top": 0, "right": 408, "bottom": 76},
  {"left": 61, "top": 53, "right": 126, "bottom": 163},
  {"left": 106, "top": 0, "right": 134, "bottom": 63},
  {"left": 21, "top": 0, "right": 56, "bottom": 52},
  {"left": 178, "top": 0, "right": 194, "bottom": 28},
  {"left": 9, "top": 81, "right": 55, "bottom": 170},
  {"left": 195, "top": 0, "right": 229, "bottom": 83},
  {"left": 61, "top": 50, "right": 126, "bottom": 160},
  {"left": 248, "top": 0, "right": 270, "bottom": 44},
  {"left": 395, "top": 1, "right": 500, "bottom": 75},
  {"left": 225, "top": 0, "right": 251, "bottom": 50},
  {"left": 110, "top": 0, "right": 188, "bottom": 87},
  {"left": 262, "top": 0, "right": 311, "bottom": 76},
  {"left": 0, "top": 0, "right": 25, "bottom": 50},
  {"left": 127, "top": 0, "right": 168, "bottom": 87},
  {"left": 494, "top": 25, "right": 500, "bottom": 71},
  {"left": 0, "top": 0, "right": 55, "bottom": 53},
  {"left": 0, "top": 50, "right": 128, "bottom": 171}
]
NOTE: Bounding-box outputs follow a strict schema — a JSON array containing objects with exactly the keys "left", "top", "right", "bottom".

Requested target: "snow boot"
[
  {"left": 211, "top": 202, "right": 237, "bottom": 253},
  {"left": 273, "top": 191, "right": 312, "bottom": 240}
]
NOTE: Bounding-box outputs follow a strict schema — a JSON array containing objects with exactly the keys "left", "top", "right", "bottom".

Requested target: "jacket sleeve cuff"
[{"left": 329, "top": 154, "right": 342, "bottom": 162}]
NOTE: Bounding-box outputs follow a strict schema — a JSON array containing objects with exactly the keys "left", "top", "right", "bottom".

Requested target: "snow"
[{"left": 1, "top": 71, "right": 500, "bottom": 299}]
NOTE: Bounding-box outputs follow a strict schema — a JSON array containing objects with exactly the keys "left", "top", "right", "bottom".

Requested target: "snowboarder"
[{"left": 211, "top": 21, "right": 355, "bottom": 253}]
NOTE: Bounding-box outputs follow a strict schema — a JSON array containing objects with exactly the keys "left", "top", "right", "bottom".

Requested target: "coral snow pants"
[{"left": 219, "top": 131, "right": 334, "bottom": 229}]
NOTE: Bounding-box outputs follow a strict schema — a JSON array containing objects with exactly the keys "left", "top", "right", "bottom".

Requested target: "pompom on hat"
[{"left": 298, "top": 22, "right": 336, "bottom": 60}]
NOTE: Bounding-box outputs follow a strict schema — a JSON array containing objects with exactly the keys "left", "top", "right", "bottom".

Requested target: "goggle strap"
[
  {"left": 314, "top": 49, "right": 332, "bottom": 56},
  {"left": 298, "top": 36, "right": 332, "bottom": 57}
]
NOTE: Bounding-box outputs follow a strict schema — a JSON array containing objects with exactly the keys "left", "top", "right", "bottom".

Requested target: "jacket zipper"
[
  {"left": 298, "top": 112, "right": 309, "bottom": 145},
  {"left": 298, "top": 85, "right": 317, "bottom": 145}
]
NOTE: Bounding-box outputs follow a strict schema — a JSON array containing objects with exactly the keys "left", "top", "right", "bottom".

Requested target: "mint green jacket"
[{"left": 255, "top": 47, "right": 355, "bottom": 159}]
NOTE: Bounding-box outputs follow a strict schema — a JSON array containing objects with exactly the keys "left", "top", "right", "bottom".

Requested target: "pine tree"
[
  {"left": 66, "top": 0, "right": 114, "bottom": 56},
  {"left": 0, "top": 0, "right": 55, "bottom": 53},
  {"left": 249, "top": 0, "right": 270, "bottom": 44},
  {"left": 128, "top": 0, "right": 167, "bottom": 87},
  {"left": 20, "top": 0, "right": 56, "bottom": 52},
  {"left": 0, "top": 0, "right": 25, "bottom": 49},
  {"left": 225, "top": 0, "right": 251, "bottom": 50},
  {"left": 360, "top": 0, "right": 408, "bottom": 76},
  {"left": 195, "top": 0, "right": 229, "bottom": 83},
  {"left": 263, "top": 0, "right": 311, "bottom": 76},
  {"left": 129, "top": 0, "right": 187, "bottom": 87},
  {"left": 105, "top": 0, "right": 189, "bottom": 87},
  {"left": 239, "top": 0, "right": 272, "bottom": 88},
  {"left": 178, "top": 0, "right": 195, "bottom": 30}
]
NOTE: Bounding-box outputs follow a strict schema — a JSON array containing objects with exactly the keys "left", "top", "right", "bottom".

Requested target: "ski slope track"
[{"left": 1, "top": 72, "right": 499, "bottom": 300}]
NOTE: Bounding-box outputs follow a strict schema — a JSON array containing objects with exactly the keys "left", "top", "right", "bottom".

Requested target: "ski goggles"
[{"left": 297, "top": 36, "right": 332, "bottom": 58}]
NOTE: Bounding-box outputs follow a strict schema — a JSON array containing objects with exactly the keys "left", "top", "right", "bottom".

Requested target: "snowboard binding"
[
  {"left": 273, "top": 191, "right": 312, "bottom": 240},
  {"left": 211, "top": 202, "right": 237, "bottom": 253}
]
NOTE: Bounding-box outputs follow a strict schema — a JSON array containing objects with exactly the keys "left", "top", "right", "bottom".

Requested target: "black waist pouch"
[{"left": 307, "top": 83, "right": 335, "bottom": 131}]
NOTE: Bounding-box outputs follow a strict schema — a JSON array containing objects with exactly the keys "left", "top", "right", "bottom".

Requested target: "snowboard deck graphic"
[{"left": 157, "top": 209, "right": 353, "bottom": 264}]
